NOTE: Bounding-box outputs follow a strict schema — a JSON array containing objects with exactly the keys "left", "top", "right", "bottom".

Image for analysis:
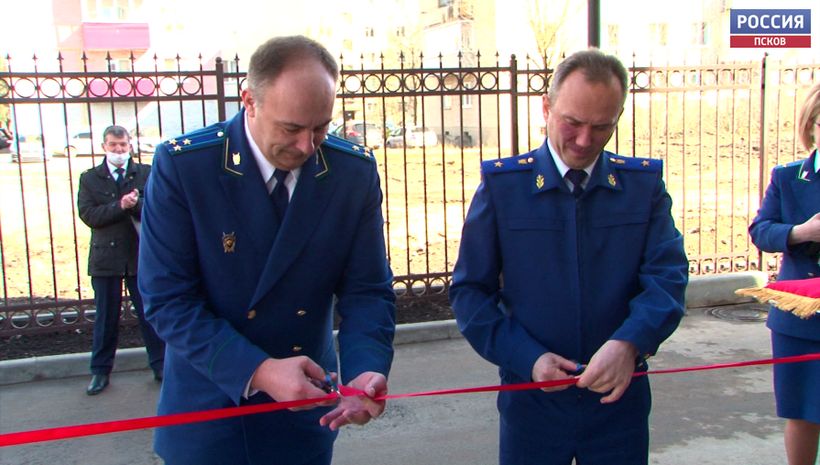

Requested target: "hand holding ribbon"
[
  {"left": 250, "top": 357, "right": 337, "bottom": 410},
  {"left": 531, "top": 352, "right": 578, "bottom": 393},
  {"left": 320, "top": 371, "right": 387, "bottom": 431}
]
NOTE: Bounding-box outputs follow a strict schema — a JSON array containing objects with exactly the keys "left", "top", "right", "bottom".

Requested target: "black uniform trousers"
[{"left": 90, "top": 275, "right": 165, "bottom": 375}]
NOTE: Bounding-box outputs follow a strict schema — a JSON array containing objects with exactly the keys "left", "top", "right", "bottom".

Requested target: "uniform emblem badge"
[
  {"left": 232, "top": 152, "right": 241, "bottom": 166},
  {"left": 535, "top": 174, "right": 545, "bottom": 189},
  {"left": 608, "top": 174, "right": 617, "bottom": 186},
  {"left": 222, "top": 232, "right": 236, "bottom": 253}
]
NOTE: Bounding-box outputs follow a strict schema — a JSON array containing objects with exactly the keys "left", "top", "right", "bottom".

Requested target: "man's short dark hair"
[
  {"left": 102, "top": 125, "right": 130, "bottom": 141},
  {"left": 547, "top": 49, "right": 629, "bottom": 104},
  {"left": 247, "top": 35, "right": 339, "bottom": 100}
]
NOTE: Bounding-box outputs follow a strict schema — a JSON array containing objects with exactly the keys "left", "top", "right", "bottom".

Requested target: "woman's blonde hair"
[{"left": 797, "top": 81, "right": 820, "bottom": 152}]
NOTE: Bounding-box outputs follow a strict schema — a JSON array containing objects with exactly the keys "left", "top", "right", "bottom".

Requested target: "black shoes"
[
  {"left": 86, "top": 374, "right": 109, "bottom": 395},
  {"left": 86, "top": 369, "right": 160, "bottom": 395}
]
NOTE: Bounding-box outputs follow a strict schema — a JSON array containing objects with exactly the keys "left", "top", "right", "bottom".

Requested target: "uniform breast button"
[
  {"left": 296, "top": 309, "right": 307, "bottom": 317},
  {"left": 292, "top": 345, "right": 302, "bottom": 352},
  {"left": 809, "top": 273, "right": 815, "bottom": 277},
  {"left": 247, "top": 309, "right": 256, "bottom": 319}
]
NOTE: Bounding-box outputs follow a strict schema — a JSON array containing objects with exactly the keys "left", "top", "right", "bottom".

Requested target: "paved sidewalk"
[{"left": 0, "top": 302, "right": 789, "bottom": 465}]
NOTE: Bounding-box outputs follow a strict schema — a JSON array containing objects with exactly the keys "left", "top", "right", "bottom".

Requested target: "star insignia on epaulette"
[
  {"left": 173, "top": 145, "right": 182, "bottom": 152},
  {"left": 641, "top": 160, "right": 650, "bottom": 167},
  {"left": 608, "top": 174, "right": 617, "bottom": 186},
  {"left": 169, "top": 139, "right": 177, "bottom": 145},
  {"left": 494, "top": 161, "right": 503, "bottom": 168},
  {"left": 183, "top": 139, "right": 192, "bottom": 145},
  {"left": 535, "top": 174, "right": 545, "bottom": 189}
]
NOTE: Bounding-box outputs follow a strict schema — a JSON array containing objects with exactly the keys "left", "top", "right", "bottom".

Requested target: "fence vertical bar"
[
  {"left": 756, "top": 53, "right": 768, "bottom": 273},
  {"left": 509, "top": 54, "right": 519, "bottom": 156}
]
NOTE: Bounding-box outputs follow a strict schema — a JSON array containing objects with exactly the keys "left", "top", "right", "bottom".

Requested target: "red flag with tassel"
[{"left": 736, "top": 276, "right": 820, "bottom": 319}]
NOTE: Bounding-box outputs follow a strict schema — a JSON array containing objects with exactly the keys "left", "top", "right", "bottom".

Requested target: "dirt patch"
[{"left": 0, "top": 297, "right": 454, "bottom": 361}]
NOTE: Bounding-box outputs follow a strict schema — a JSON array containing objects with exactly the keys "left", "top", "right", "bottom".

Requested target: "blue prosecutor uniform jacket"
[
  {"left": 450, "top": 142, "right": 687, "bottom": 448},
  {"left": 749, "top": 151, "right": 820, "bottom": 340},
  {"left": 138, "top": 110, "right": 396, "bottom": 464}
]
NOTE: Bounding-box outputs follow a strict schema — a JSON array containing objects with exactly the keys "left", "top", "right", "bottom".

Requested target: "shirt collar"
[
  {"left": 814, "top": 149, "right": 819, "bottom": 173},
  {"left": 106, "top": 160, "right": 127, "bottom": 176},
  {"left": 546, "top": 138, "right": 598, "bottom": 181},
  {"left": 243, "top": 112, "right": 301, "bottom": 188}
]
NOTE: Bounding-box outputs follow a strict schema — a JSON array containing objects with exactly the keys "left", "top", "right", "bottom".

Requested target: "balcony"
[{"left": 82, "top": 22, "right": 150, "bottom": 51}]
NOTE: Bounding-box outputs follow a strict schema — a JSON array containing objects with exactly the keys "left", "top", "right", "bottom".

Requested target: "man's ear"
[
  {"left": 541, "top": 93, "right": 550, "bottom": 120},
  {"left": 241, "top": 89, "right": 256, "bottom": 117}
]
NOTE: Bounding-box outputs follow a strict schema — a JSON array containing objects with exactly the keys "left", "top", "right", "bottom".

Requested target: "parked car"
[
  {"left": 11, "top": 135, "right": 51, "bottom": 163},
  {"left": 385, "top": 126, "right": 439, "bottom": 148},
  {"left": 129, "top": 130, "right": 162, "bottom": 154},
  {"left": 56, "top": 132, "right": 100, "bottom": 157},
  {"left": 330, "top": 121, "right": 383, "bottom": 149}
]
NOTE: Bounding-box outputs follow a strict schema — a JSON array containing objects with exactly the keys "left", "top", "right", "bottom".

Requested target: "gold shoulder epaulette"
[
  {"left": 322, "top": 134, "right": 375, "bottom": 162},
  {"left": 165, "top": 125, "right": 227, "bottom": 155},
  {"left": 608, "top": 153, "right": 662, "bottom": 172},
  {"left": 482, "top": 154, "right": 536, "bottom": 174}
]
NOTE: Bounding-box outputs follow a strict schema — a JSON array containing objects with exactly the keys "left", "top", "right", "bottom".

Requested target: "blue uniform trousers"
[{"left": 499, "top": 377, "right": 650, "bottom": 465}]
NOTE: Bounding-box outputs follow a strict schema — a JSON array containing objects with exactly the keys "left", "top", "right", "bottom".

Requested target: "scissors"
[{"left": 320, "top": 372, "right": 343, "bottom": 397}]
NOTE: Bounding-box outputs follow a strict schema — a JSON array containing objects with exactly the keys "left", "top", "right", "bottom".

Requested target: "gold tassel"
[{"left": 735, "top": 287, "right": 820, "bottom": 319}]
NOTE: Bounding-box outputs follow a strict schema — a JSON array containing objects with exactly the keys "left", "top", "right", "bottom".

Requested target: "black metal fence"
[{"left": 0, "top": 51, "right": 818, "bottom": 336}]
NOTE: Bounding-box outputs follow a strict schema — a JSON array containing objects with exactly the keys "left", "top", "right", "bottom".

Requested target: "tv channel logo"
[{"left": 730, "top": 9, "right": 811, "bottom": 48}]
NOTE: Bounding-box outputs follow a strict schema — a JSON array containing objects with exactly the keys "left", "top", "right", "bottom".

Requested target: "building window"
[
  {"left": 108, "top": 58, "right": 131, "bottom": 72},
  {"left": 438, "top": 0, "right": 452, "bottom": 7},
  {"left": 443, "top": 95, "right": 452, "bottom": 110},
  {"left": 364, "top": 27, "right": 375, "bottom": 38},
  {"left": 84, "top": 0, "right": 143, "bottom": 21},
  {"left": 462, "top": 94, "right": 472, "bottom": 108},
  {"left": 692, "top": 22, "right": 710, "bottom": 46},
  {"left": 649, "top": 23, "right": 668, "bottom": 46},
  {"left": 607, "top": 24, "right": 619, "bottom": 47}
]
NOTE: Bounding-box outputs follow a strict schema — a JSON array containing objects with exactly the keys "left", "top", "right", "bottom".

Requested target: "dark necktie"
[
  {"left": 270, "top": 170, "right": 290, "bottom": 220},
  {"left": 114, "top": 167, "right": 125, "bottom": 191},
  {"left": 565, "top": 169, "right": 587, "bottom": 198}
]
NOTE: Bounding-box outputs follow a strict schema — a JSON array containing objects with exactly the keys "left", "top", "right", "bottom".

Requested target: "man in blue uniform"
[
  {"left": 450, "top": 49, "right": 688, "bottom": 464},
  {"left": 138, "top": 36, "right": 396, "bottom": 465}
]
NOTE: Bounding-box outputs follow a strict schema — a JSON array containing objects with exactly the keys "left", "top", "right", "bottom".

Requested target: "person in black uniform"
[{"left": 77, "top": 125, "right": 165, "bottom": 395}]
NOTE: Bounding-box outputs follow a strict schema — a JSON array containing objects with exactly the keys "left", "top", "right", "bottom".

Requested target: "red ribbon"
[{"left": 2, "top": 353, "right": 819, "bottom": 447}]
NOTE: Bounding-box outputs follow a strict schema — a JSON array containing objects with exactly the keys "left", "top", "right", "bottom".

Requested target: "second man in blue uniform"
[{"left": 450, "top": 49, "right": 689, "bottom": 465}]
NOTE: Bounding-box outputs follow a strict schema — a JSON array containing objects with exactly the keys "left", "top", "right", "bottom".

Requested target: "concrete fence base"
[{"left": 0, "top": 272, "right": 770, "bottom": 386}]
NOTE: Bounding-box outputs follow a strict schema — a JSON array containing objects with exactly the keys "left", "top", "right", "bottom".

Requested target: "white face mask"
[{"left": 106, "top": 152, "right": 131, "bottom": 167}]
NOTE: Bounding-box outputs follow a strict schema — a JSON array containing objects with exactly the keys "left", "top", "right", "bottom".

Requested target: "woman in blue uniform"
[{"left": 749, "top": 81, "right": 820, "bottom": 465}]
